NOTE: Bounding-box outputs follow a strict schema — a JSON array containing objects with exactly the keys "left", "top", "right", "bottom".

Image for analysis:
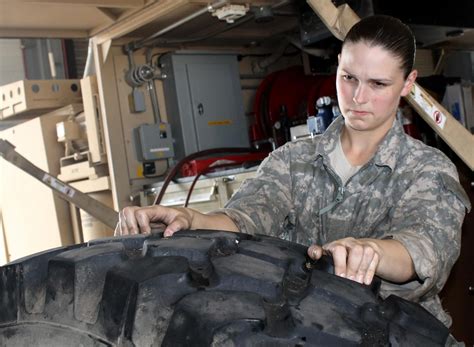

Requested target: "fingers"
[
  {"left": 163, "top": 207, "right": 194, "bottom": 237},
  {"left": 114, "top": 205, "right": 193, "bottom": 237},
  {"left": 354, "top": 245, "right": 375, "bottom": 283},
  {"left": 307, "top": 245, "right": 324, "bottom": 260},
  {"left": 163, "top": 216, "right": 190, "bottom": 237},
  {"left": 364, "top": 252, "right": 379, "bottom": 285},
  {"left": 308, "top": 243, "right": 350, "bottom": 280},
  {"left": 324, "top": 243, "right": 348, "bottom": 278},
  {"left": 347, "top": 243, "right": 364, "bottom": 281},
  {"left": 322, "top": 238, "right": 380, "bottom": 285},
  {"left": 114, "top": 206, "right": 160, "bottom": 236},
  {"left": 115, "top": 206, "right": 140, "bottom": 236},
  {"left": 135, "top": 208, "right": 154, "bottom": 234}
]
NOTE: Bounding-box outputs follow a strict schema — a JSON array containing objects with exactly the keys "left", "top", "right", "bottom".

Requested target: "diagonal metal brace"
[{"left": 0, "top": 139, "right": 118, "bottom": 229}]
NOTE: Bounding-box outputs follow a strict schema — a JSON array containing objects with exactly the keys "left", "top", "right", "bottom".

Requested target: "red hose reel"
[{"left": 249, "top": 66, "right": 336, "bottom": 147}]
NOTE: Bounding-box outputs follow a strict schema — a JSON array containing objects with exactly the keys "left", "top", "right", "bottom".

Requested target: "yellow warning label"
[{"left": 208, "top": 120, "right": 232, "bottom": 126}]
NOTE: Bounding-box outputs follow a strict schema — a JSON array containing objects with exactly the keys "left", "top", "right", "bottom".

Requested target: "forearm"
[
  {"left": 368, "top": 238, "right": 416, "bottom": 283},
  {"left": 187, "top": 208, "right": 239, "bottom": 232}
]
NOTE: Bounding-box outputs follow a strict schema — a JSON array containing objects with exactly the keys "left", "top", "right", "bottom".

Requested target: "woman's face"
[{"left": 336, "top": 41, "right": 417, "bottom": 136}]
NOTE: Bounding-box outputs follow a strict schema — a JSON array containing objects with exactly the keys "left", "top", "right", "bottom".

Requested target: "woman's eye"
[
  {"left": 373, "top": 81, "right": 386, "bottom": 88},
  {"left": 343, "top": 75, "right": 354, "bottom": 81}
]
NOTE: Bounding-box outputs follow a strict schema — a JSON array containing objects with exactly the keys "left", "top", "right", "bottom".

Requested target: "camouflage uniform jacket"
[{"left": 214, "top": 116, "right": 471, "bottom": 326}]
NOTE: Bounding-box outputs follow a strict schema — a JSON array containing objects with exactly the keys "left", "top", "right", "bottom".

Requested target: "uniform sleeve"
[
  {"left": 380, "top": 168, "right": 471, "bottom": 307},
  {"left": 209, "top": 144, "right": 293, "bottom": 236}
]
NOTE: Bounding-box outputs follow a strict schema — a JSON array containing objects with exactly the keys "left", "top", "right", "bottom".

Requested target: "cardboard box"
[
  {"left": 442, "top": 82, "right": 473, "bottom": 133},
  {"left": 0, "top": 79, "right": 82, "bottom": 120}
]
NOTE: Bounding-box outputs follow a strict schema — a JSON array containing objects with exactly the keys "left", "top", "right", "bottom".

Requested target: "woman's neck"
[{"left": 340, "top": 121, "right": 393, "bottom": 166}]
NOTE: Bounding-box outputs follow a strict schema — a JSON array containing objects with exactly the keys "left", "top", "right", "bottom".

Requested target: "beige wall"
[{"left": 0, "top": 114, "right": 74, "bottom": 262}]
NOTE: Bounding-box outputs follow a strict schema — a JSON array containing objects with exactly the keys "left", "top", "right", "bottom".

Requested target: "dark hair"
[{"left": 343, "top": 15, "right": 416, "bottom": 79}]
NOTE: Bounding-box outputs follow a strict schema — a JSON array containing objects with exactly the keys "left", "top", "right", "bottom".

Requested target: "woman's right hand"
[{"left": 115, "top": 205, "right": 195, "bottom": 237}]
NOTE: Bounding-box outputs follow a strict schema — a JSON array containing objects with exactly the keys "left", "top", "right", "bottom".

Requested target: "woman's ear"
[{"left": 400, "top": 69, "right": 418, "bottom": 96}]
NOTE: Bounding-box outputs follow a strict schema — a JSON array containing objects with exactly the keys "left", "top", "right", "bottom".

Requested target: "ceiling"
[
  {"left": 0, "top": 0, "right": 138, "bottom": 38},
  {"left": 0, "top": 0, "right": 473, "bottom": 51},
  {"left": 0, "top": 0, "right": 286, "bottom": 41}
]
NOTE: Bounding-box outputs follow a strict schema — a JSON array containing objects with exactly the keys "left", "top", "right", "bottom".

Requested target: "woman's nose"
[{"left": 353, "top": 84, "right": 369, "bottom": 105}]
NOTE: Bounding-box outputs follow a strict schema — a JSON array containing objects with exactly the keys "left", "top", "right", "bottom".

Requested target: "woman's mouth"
[{"left": 350, "top": 110, "right": 370, "bottom": 116}]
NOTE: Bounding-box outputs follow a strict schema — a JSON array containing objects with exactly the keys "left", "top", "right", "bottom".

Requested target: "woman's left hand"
[{"left": 308, "top": 237, "right": 381, "bottom": 285}]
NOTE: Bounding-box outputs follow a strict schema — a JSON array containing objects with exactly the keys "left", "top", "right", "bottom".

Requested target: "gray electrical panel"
[
  {"left": 135, "top": 123, "right": 174, "bottom": 161},
  {"left": 161, "top": 53, "right": 249, "bottom": 160}
]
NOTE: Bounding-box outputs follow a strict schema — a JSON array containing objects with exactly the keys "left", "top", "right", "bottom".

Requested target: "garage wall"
[{"left": 0, "top": 39, "right": 25, "bottom": 86}]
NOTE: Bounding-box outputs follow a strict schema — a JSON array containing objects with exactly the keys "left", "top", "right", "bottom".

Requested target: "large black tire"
[{"left": 0, "top": 230, "right": 448, "bottom": 346}]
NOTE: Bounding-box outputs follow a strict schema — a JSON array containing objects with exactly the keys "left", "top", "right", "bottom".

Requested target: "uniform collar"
[
  {"left": 314, "top": 116, "right": 343, "bottom": 161},
  {"left": 314, "top": 116, "right": 405, "bottom": 172},
  {"left": 371, "top": 118, "right": 405, "bottom": 171}
]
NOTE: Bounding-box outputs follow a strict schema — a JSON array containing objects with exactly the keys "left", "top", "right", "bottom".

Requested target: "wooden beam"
[
  {"left": 96, "top": 7, "right": 119, "bottom": 22},
  {"left": 306, "top": 0, "right": 358, "bottom": 40},
  {"left": 100, "top": 39, "right": 113, "bottom": 62},
  {"left": 91, "top": 42, "right": 131, "bottom": 210},
  {"left": 0, "top": 0, "right": 145, "bottom": 8},
  {"left": 306, "top": 0, "right": 474, "bottom": 171},
  {"left": 0, "top": 28, "right": 88, "bottom": 38},
  {"left": 406, "top": 86, "right": 474, "bottom": 171}
]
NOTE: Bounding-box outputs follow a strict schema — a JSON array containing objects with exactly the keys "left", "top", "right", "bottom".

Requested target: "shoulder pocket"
[{"left": 439, "top": 173, "right": 471, "bottom": 212}]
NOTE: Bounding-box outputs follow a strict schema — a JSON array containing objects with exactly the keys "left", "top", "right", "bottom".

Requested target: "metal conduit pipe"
[
  {"left": 252, "top": 40, "right": 290, "bottom": 74},
  {"left": 128, "top": 0, "right": 292, "bottom": 50},
  {"left": 285, "top": 35, "right": 332, "bottom": 58},
  {"left": 146, "top": 48, "right": 162, "bottom": 123},
  {"left": 271, "top": 0, "right": 293, "bottom": 10},
  {"left": 150, "top": 14, "right": 255, "bottom": 46},
  {"left": 128, "top": 0, "right": 229, "bottom": 51},
  {"left": 146, "top": 0, "right": 292, "bottom": 47}
]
